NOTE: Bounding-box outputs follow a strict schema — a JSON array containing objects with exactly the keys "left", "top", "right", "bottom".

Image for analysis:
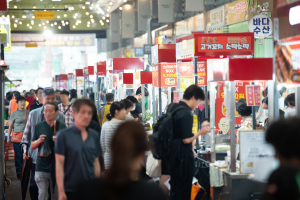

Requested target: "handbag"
[
  {"left": 39, "top": 120, "right": 56, "bottom": 157},
  {"left": 11, "top": 110, "right": 28, "bottom": 143},
  {"left": 191, "top": 182, "right": 207, "bottom": 200},
  {"left": 146, "top": 151, "right": 161, "bottom": 178}
]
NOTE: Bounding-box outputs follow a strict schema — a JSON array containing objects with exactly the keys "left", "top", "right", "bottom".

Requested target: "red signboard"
[
  {"left": 75, "top": 69, "right": 83, "bottom": 77},
  {"left": 123, "top": 73, "right": 134, "bottom": 84},
  {"left": 197, "top": 62, "right": 207, "bottom": 86},
  {"left": 0, "top": 0, "right": 7, "bottom": 11},
  {"left": 178, "top": 62, "right": 194, "bottom": 77},
  {"left": 140, "top": 71, "right": 152, "bottom": 84},
  {"left": 254, "top": 86, "right": 261, "bottom": 106},
  {"left": 112, "top": 58, "right": 144, "bottom": 70},
  {"left": 152, "top": 63, "right": 177, "bottom": 87},
  {"left": 97, "top": 62, "right": 106, "bottom": 76},
  {"left": 246, "top": 86, "right": 254, "bottom": 106}
]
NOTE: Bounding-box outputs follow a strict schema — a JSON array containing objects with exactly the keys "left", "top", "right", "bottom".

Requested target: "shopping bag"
[
  {"left": 146, "top": 151, "right": 161, "bottom": 178},
  {"left": 191, "top": 182, "right": 201, "bottom": 200},
  {"left": 11, "top": 131, "right": 23, "bottom": 143}
]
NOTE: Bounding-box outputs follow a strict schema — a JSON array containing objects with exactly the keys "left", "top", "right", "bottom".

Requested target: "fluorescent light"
[
  {"left": 85, "top": 1, "right": 90, "bottom": 4},
  {"left": 290, "top": 6, "right": 300, "bottom": 25}
]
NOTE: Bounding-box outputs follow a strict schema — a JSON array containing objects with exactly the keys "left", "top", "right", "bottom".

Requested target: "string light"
[
  {"left": 44, "top": 26, "right": 47, "bottom": 29},
  {"left": 106, "top": 19, "right": 109, "bottom": 23},
  {"left": 86, "top": 12, "right": 89, "bottom": 15},
  {"left": 106, "top": 14, "right": 109, "bottom": 17},
  {"left": 14, "top": 24, "right": 17, "bottom": 27},
  {"left": 27, "top": 24, "right": 29, "bottom": 27},
  {"left": 39, "top": 24, "right": 41, "bottom": 27},
  {"left": 57, "top": 15, "right": 60, "bottom": 19},
  {"left": 12, "top": 15, "right": 15, "bottom": 18},
  {"left": 90, "top": 15, "right": 93, "bottom": 18},
  {"left": 51, "top": 24, "right": 54, "bottom": 27},
  {"left": 54, "top": 22, "right": 57, "bottom": 25},
  {"left": 15, "top": 19, "right": 18, "bottom": 23},
  {"left": 19, "top": 21, "right": 22, "bottom": 24},
  {"left": 61, "top": 20, "right": 64, "bottom": 23},
  {"left": 73, "top": 25, "right": 76, "bottom": 28},
  {"left": 14, "top": 5, "right": 17, "bottom": 8},
  {"left": 58, "top": 26, "right": 61, "bottom": 29},
  {"left": 64, "top": 14, "right": 67, "bottom": 17},
  {"left": 42, "top": 22, "right": 45, "bottom": 25},
  {"left": 29, "top": 26, "right": 32, "bottom": 29},
  {"left": 90, "top": 7, "right": 93, "bottom": 10},
  {"left": 46, "top": 20, "right": 49, "bottom": 23},
  {"left": 32, "top": 16, "right": 35, "bottom": 19},
  {"left": 22, "top": 15, "right": 26, "bottom": 19},
  {"left": 102, "top": 16, "right": 105, "bottom": 20},
  {"left": 66, "top": 21, "right": 69, "bottom": 25},
  {"left": 87, "top": 24, "right": 90, "bottom": 27},
  {"left": 82, "top": 6, "right": 85, "bottom": 9},
  {"left": 109, "top": 1, "right": 113, "bottom": 5}
]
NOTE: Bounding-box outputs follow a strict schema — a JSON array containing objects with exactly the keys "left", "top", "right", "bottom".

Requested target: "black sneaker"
[{"left": 16, "top": 172, "right": 21, "bottom": 179}]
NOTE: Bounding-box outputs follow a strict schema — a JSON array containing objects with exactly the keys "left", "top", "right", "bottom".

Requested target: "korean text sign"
[
  {"left": 246, "top": 85, "right": 261, "bottom": 106},
  {"left": 178, "top": 62, "right": 207, "bottom": 86},
  {"left": 196, "top": 33, "right": 254, "bottom": 56},
  {"left": 152, "top": 63, "right": 177, "bottom": 87},
  {"left": 248, "top": 15, "right": 272, "bottom": 38}
]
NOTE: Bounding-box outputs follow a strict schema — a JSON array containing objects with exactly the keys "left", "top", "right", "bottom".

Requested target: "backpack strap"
[{"left": 171, "top": 105, "right": 188, "bottom": 115}]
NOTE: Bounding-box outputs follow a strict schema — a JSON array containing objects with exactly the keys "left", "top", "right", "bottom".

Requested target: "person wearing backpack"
[
  {"left": 58, "top": 90, "right": 74, "bottom": 127},
  {"left": 169, "top": 85, "right": 211, "bottom": 200}
]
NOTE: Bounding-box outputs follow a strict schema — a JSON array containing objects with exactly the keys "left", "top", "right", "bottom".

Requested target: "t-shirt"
[
  {"left": 32, "top": 121, "right": 66, "bottom": 173},
  {"left": 77, "top": 179, "right": 167, "bottom": 200},
  {"left": 10, "top": 109, "right": 29, "bottom": 132},
  {"left": 55, "top": 125, "right": 102, "bottom": 192},
  {"left": 10, "top": 99, "right": 18, "bottom": 114},
  {"left": 26, "top": 96, "right": 35, "bottom": 111},
  {"left": 130, "top": 101, "right": 142, "bottom": 118},
  {"left": 30, "top": 100, "right": 43, "bottom": 111}
]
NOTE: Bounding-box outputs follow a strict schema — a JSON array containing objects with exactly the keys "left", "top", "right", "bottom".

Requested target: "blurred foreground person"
[
  {"left": 55, "top": 99, "right": 101, "bottom": 200},
  {"left": 78, "top": 121, "right": 167, "bottom": 200},
  {"left": 285, "top": 93, "right": 296, "bottom": 117}
]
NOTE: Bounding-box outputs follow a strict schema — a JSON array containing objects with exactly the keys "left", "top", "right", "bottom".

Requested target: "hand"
[
  {"left": 58, "top": 192, "right": 67, "bottom": 200},
  {"left": 7, "top": 138, "right": 11, "bottom": 145},
  {"left": 53, "top": 136, "right": 57, "bottom": 142},
  {"left": 197, "top": 125, "right": 211, "bottom": 136},
  {"left": 23, "top": 153, "right": 30, "bottom": 161},
  {"left": 39, "top": 135, "right": 46, "bottom": 144}
]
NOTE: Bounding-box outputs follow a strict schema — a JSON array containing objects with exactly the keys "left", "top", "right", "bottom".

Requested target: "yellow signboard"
[
  {"left": 225, "top": 0, "right": 248, "bottom": 25},
  {"left": 25, "top": 43, "right": 38, "bottom": 48},
  {"left": 35, "top": 11, "right": 55, "bottom": 19},
  {"left": 0, "top": 17, "right": 11, "bottom": 51}
]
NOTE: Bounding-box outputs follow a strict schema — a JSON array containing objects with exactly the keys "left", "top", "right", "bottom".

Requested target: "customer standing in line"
[
  {"left": 55, "top": 99, "right": 101, "bottom": 200},
  {"left": 130, "top": 86, "right": 149, "bottom": 122},
  {"left": 125, "top": 96, "right": 138, "bottom": 121},
  {"left": 78, "top": 121, "right": 167, "bottom": 200},
  {"left": 169, "top": 85, "right": 211, "bottom": 200},
  {"left": 121, "top": 99, "right": 134, "bottom": 121},
  {"left": 7, "top": 96, "right": 29, "bottom": 179},
  {"left": 99, "top": 93, "right": 114, "bottom": 125},
  {"left": 101, "top": 101, "right": 127, "bottom": 170},
  {"left": 58, "top": 90, "right": 74, "bottom": 127},
  {"left": 31, "top": 102, "right": 66, "bottom": 200}
]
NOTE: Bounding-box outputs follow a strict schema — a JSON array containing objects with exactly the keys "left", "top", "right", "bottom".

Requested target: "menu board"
[
  {"left": 245, "top": 85, "right": 261, "bottom": 106},
  {"left": 239, "top": 130, "right": 274, "bottom": 174},
  {"left": 152, "top": 63, "right": 177, "bottom": 87}
]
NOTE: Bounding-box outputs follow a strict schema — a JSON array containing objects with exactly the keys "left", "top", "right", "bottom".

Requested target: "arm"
[
  {"left": 182, "top": 124, "right": 211, "bottom": 145},
  {"left": 55, "top": 154, "right": 67, "bottom": 200},
  {"left": 94, "top": 157, "right": 101, "bottom": 178},
  {"left": 100, "top": 126, "right": 105, "bottom": 156},
  {"left": 7, "top": 120, "right": 14, "bottom": 144},
  {"left": 31, "top": 136, "right": 45, "bottom": 150},
  {"left": 21, "top": 112, "right": 32, "bottom": 160}
]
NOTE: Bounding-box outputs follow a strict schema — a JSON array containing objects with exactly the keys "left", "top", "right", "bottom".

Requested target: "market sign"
[
  {"left": 248, "top": 15, "right": 272, "bottom": 38},
  {"left": 225, "top": 0, "right": 248, "bottom": 25},
  {"left": 25, "top": 43, "right": 38, "bottom": 48},
  {"left": 197, "top": 33, "right": 254, "bottom": 56},
  {"left": 197, "top": 62, "right": 207, "bottom": 86},
  {"left": 135, "top": 47, "right": 144, "bottom": 57},
  {"left": 245, "top": 85, "right": 261, "bottom": 106},
  {"left": 34, "top": 11, "right": 55, "bottom": 19},
  {"left": 152, "top": 63, "right": 177, "bottom": 87}
]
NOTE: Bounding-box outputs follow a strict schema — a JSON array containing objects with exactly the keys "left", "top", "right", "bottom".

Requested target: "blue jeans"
[{"left": 12, "top": 142, "right": 22, "bottom": 173}]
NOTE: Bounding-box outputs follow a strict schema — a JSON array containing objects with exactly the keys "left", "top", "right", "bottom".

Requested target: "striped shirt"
[{"left": 100, "top": 120, "right": 124, "bottom": 169}]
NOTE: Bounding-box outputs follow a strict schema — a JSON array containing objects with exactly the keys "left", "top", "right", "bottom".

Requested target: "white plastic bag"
[{"left": 146, "top": 152, "right": 161, "bottom": 178}]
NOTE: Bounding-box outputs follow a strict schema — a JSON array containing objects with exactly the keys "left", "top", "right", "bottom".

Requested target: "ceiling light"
[
  {"left": 107, "top": 8, "right": 109, "bottom": 11},
  {"left": 109, "top": 1, "right": 113, "bottom": 5},
  {"left": 57, "top": 10, "right": 59, "bottom": 11},
  {"left": 106, "top": 14, "right": 109, "bottom": 17},
  {"left": 44, "top": 26, "right": 47, "bottom": 29},
  {"left": 14, "top": 5, "right": 17, "bottom": 8},
  {"left": 29, "top": 26, "right": 32, "bottom": 29},
  {"left": 39, "top": 24, "right": 41, "bottom": 27},
  {"left": 7, "top": 15, "right": 9, "bottom": 18},
  {"left": 87, "top": 24, "right": 90, "bottom": 27},
  {"left": 85, "top": 1, "right": 90, "bottom": 4},
  {"left": 42, "top": 22, "right": 45, "bottom": 25},
  {"left": 124, "top": 0, "right": 127, "bottom": 2},
  {"left": 15, "top": 19, "right": 18, "bottom": 22},
  {"left": 73, "top": 25, "right": 76, "bottom": 28},
  {"left": 32, "top": 16, "right": 35, "bottom": 19},
  {"left": 91, "top": 19, "right": 94, "bottom": 23},
  {"left": 22, "top": 15, "right": 26, "bottom": 19},
  {"left": 119, "top": 7, "right": 122, "bottom": 10},
  {"left": 102, "top": 16, "right": 105, "bottom": 20},
  {"left": 12, "top": 15, "right": 15, "bottom": 18},
  {"left": 75, "top": 13, "right": 78, "bottom": 16},
  {"left": 58, "top": 26, "right": 61, "bottom": 29},
  {"left": 19, "top": 21, "right": 22, "bottom": 24},
  {"left": 64, "top": 14, "right": 67, "bottom": 17},
  {"left": 97, "top": 11, "right": 100, "bottom": 14},
  {"left": 57, "top": 15, "right": 60, "bottom": 19},
  {"left": 27, "top": 24, "right": 29, "bottom": 27},
  {"left": 82, "top": 6, "right": 85, "bottom": 9},
  {"left": 44, "top": 10, "right": 46, "bottom": 11},
  {"left": 100, "top": 20, "right": 103, "bottom": 23},
  {"left": 66, "top": 21, "right": 69, "bottom": 25},
  {"left": 75, "top": 22, "right": 78, "bottom": 25},
  {"left": 14, "top": 24, "right": 17, "bottom": 27},
  {"left": 125, "top": 4, "right": 130, "bottom": 9},
  {"left": 61, "top": 20, "right": 64, "bottom": 23},
  {"left": 53, "top": 6, "right": 55, "bottom": 8},
  {"left": 62, "top": 24, "right": 65, "bottom": 26},
  {"left": 46, "top": 20, "right": 49, "bottom": 23},
  {"left": 33, "top": 6, "right": 36, "bottom": 8},
  {"left": 31, "top": 20, "right": 34, "bottom": 23},
  {"left": 44, "top": 30, "right": 52, "bottom": 36},
  {"left": 90, "top": 7, "right": 93, "bottom": 10},
  {"left": 90, "top": 15, "right": 93, "bottom": 18},
  {"left": 77, "top": 20, "right": 81, "bottom": 23},
  {"left": 87, "top": 21, "right": 90, "bottom": 24},
  {"left": 86, "top": 12, "right": 89, "bottom": 15},
  {"left": 54, "top": 22, "right": 57, "bottom": 25},
  {"left": 51, "top": 24, "right": 54, "bottom": 27},
  {"left": 108, "top": 6, "right": 111, "bottom": 9},
  {"left": 106, "top": 19, "right": 109, "bottom": 23}
]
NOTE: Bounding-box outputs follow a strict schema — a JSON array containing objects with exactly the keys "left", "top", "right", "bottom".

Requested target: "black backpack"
[{"left": 149, "top": 104, "right": 186, "bottom": 159}]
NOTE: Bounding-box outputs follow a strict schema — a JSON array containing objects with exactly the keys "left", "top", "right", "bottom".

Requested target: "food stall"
[
  {"left": 58, "top": 74, "right": 68, "bottom": 90},
  {"left": 151, "top": 44, "right": 176, "bottom": 122},
  {"left": 83, "top": 66, "right": 96, "bottom": 99},
  {"left": 75, "top": 69, "right": 84, "bottom": 98},
  {"left": 272, "top": 2, "right": 300, "bottom": 119}
]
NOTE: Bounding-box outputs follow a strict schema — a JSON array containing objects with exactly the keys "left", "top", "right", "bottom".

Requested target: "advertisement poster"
[
  {"left": 173, "top": 91, "right": 180, "bottom": 103},
  {"left": 210, "top": 6, "right": 225, "bottom": 27},
  {"left": 113, "top": 75, "right": 118, "bottom": 88},
  {"left": 224, "top": 0, "right": 248, "bottom": 25},
  {"left": 178, "top": 62, "right": 194, "bottom": 77},
  {"left": 246, "top": 85, "right": 261, "bottom": 106},
  {"left": 180, "top": 77, "right": 194, "bottom": 91},
  {"left": 275, "top": 44, "right": 300, "bottom": 84},
  {"left": 197, "top": 62, "right": 207, "bottom": 86},
  {"left": 248, "top": 15, "right": 272, "bottom": 38},
  {"left": 152, "top": 63, "right": 177, "bottom": 87}
]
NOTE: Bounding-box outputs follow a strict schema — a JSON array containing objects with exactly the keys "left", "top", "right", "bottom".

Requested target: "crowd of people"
[{"left": 4, "top": 84, "right": 300, "bottom": 200}]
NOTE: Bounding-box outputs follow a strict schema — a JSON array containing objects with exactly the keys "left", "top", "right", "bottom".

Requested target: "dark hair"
[
  {"left": 136, "top": 86, "right": 149, "bottom": 96},
  {"left": 44, "top": 102, "right": 59, "bottom": 111},
  {"left": 36, "top": 87, "right": 44, "bottom": 94},
  {"left": 236, "top": 99, "right": 252, "bottom": 117},
  {"left": 73, "top": 98, "right": 94, "bottom": 113},
  {"left": 70, "top": 89, "right": 77, "bottom": 100},
  {"left": 279, "top": 87, "right": 287, "bottom": 96},
  {"left": 106, "top": 93, "right": 114, "bottom": 102},
  {"left": 55, "top": 90, "right": 61, "bottom": 93},
  {"left": 13, "top": 91, "right": 20, "bottom": 98},
  {"left": 200, "top": 118, "right": 210, "bottom": 126},
  {"left": 266, "top": 118, "right": 300, "bottom": 160},
  {"left": 262, "top": 97, "right": 269, "bottom": 105},
  {"left": 126, "top": 96, "right": 138, "bottom": 104},
  {"left": 122, "top": 99, "right": 133, "bottom": 110},
  {"left": 90, "top": 100, "right": 99, "bottom": 122},
  {"left": 285, "top": 93, "right": 295, "bottom": 107},
  {"left": 104, "top": 121, "right": 149, "bottom": 196},
  {"left": 106, "top": 101, "right": 125, "bottom": 121},
  {"left": 183, "top": 85, "right": 205, "bottom": 101},
  {"left": 261, "top": 165, "right": 300, "bottom": 200},
  {"left": 262, "top": 87, "right": 268, "bottom": 98},
  {"left": 89, "top": 92, "right": 95, "bottom": 101},
  {"left": 42, "top": 89, "right": 55, "bottom": 98},
  {"left": 16, "top": 96, "right": 26, "bottom": 103},
  {"left": 61, "top": 89, "right": 70, "bottom": 96}
]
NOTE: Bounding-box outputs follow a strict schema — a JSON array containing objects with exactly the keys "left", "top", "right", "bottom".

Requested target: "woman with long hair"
[
  {"left": 100, "top": 101, "right": 127, "bottom": 169},
  {"left": 78, "top": 121, "right": 167, "bottom": 200},
  {"left": 69, "top": 89, "right": 77, "bottom": 104},
  {"left": 7, "top": 96, "right": 29, "bottom": 178}
]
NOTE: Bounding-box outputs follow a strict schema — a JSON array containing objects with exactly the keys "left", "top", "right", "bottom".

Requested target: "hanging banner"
[
  {"left": 248, "top": 15, "right": 273, "bottom": 38},
  {"left": 246, "top": 85, "right": 261, "bottom": 106},
  {"left": 158, "top": 0, "right": 174, "bottom": 23},
  {"left": 210, "top": 6, "right": 225, "bottom": 27},
  {"left": 224, "top": 0, "right": 248, "bottom": 25},
  {"left": 207, "top": 26, "right": 223, "bottom": 33},
  {"left": 152, "top": 63, "right": 177, "bottom": 87},
  {"left": 122, "top": 4, "right": 135, "bottom": 38},
  {"left": 197, "top": 62, "right": 207, "bottom": 86},
  {"left": 35, "top": 11, "right": 55, "bottom": 20},
  {"left": 275, "top": 43, "right": 300, "bottom": 84},
  {"left": 0, "top": 0, "right": 7, "bottom": 11},
  {"left": 173, "top": 91, "right": 180, "bottom": 103},
  {"left": 178, "top": 62, "right": 194, "bottom": 78},
  {"left": 110, "top": 12, "right": 120, "bottom": 43},
  {"left": 137, "top": 0, "right": 151, "bottom": 31},
  {"left": 186, "top": 0, "right": 204, "bottom": 12}
]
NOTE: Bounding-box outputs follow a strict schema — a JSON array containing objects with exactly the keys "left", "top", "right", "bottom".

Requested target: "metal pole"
[
  {"left": 152, "top": 86, "right": 156, "bottom": 124},
  {"left": 141, "top": 84, "right": 145, "bottom": 122},
  {"left": 252, "top": 83, "right": 256, "bottom": 129},
  {"left": 210, "top": 82, "right": 217, "bottom": 163},
  {"left": 228, "top": 81, "right": 236, "bottom": 173},
  {"left": 159, "top": 87, "right": 162, "bottom": 117},
  {"left": 0, "top": 43, "right": 6, "bottom": 200},
  {"left": 194, "top": 57, "right": 200, "bottom": 149},
  {"left": 295, "top": 86, "right": 300, "bottom": 117}
]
